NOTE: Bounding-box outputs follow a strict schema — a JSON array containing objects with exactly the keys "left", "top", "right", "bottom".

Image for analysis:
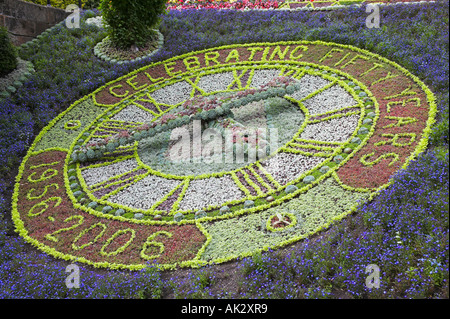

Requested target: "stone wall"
[{"left": 0, "top": 0, "right": 69, "bottom": 45}]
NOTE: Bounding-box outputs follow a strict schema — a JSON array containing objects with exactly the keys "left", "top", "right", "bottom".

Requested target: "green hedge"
[
  {"left": 99, "top": 0, "right": 167, "bottom": 49},
  {"left": 0, "top": 26, "right": 17, "bottom": 77}
]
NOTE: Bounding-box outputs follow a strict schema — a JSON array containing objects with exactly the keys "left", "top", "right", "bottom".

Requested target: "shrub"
[
  {"left": 99, "top": 0, "right": 167, "bottom": 49},
  {"left": 84, "top": 0, "right": 101, "bottom": 9},
  {"left": 83, "top": 9, "right": 97, "bottom": 19},
  {"left": 0, "top": 26, "right": 18, "bottom": 77}
]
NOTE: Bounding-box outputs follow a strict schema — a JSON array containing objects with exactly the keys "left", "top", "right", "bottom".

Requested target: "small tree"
[
  {"left": 100, "top": 0, "right": 167, "bottom": 50},
  {"left": 0, "top": 26, "right": 18, "bottom": 77}
]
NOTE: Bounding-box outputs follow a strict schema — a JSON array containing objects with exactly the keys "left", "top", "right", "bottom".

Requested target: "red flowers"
[{"left": 167, "top": 0, "right": 280, "bottom": 10}]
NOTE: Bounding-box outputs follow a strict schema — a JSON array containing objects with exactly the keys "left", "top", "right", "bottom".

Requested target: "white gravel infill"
[
  {"left": 111, "top": 104, "right": 154, "bottom": 123},
  {"left": 150, "top": 80, "right": 192, "bottom": 105},
  {"left": 249, "top": 69, "right": 282, "bottom": 88},
  {"left": 81, "top": 158, "right": 140, "bottom": 186},
  {"left": 303, "top": 84, "right": 357, "bottom": 115},
  {"left": 178, "top": 176, "right": 245, "bottom": 211},
  {"left": 288, "top": 74, "right": 331, "bottom": 101},
  {"left": 300, "top": 114, "right": 360, "bottom": 142},
  {"left": 107, "top": 174, "right": 181, "bottom": 210},
  {"left": 196, "top": 72, "right": 235, "bottom": 93},
  {"left": 260, "top": 152, "right": 324, "bottom": 185}
]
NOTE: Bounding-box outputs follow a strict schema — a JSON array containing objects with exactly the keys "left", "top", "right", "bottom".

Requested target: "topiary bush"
[
  {"left": 0, "top": 26, "right": 18, "bottom": 77},
  {"left": 84, "top": 0, "right": 101, "bottom": 9},
  {"left": 99, "top": 0, "right": 167, "bottom": 49}
]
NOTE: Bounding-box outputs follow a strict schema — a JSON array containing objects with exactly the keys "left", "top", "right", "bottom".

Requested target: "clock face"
[{"left": 12, "top": 41, "right": 435, "bottom": 270}]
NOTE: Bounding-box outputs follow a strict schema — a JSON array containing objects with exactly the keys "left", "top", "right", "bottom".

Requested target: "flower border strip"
[{"left": 277, "top": 0, "right": 436, "bottom": 11}]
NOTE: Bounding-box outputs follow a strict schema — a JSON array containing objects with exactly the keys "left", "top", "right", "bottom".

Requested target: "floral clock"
[{"left": 12, "top": 41, "right": 436, "bottom": 270}]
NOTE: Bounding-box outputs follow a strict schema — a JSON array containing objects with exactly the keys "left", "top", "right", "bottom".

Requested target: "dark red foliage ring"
[{"left": 336, "top": 93, "right": 430, "bottom": 190}]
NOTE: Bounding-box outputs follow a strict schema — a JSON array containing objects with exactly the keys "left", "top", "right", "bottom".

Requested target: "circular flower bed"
[
  {"left": 12, "top": 41, "right": 436, "bottom": 270},
  {"left": 93, "top": 30, "right": 164, "bottom": 64}
]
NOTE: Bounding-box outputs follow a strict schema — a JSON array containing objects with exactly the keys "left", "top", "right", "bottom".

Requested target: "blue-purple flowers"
[{"left": 0, "top": 1, "right": 448, "bottom": 298}]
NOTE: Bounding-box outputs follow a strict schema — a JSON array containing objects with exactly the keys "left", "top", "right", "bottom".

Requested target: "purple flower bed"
[
  {"left": 236, "top": 150, "right": 448, "bottom": 298},
  {"left": 0, "top": 2, "right": 448, "bottom": 299}
]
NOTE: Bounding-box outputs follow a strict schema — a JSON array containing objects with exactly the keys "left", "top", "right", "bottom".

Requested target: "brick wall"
[{"left": 0, "top": 0, "right": 69, "bottom": 45}]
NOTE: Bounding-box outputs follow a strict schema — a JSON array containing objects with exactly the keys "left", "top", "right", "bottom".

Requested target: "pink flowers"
[
  {"left": 265, "top": 76, "right": 293, "bottom": 88},
  {"left": 117, "top": 130, "right": 131, "bottom": 138},
  {"left": 160, "top": 113, "right": 177, "bottom": 124},
  {"left": 137, "top": 123, "right": 150, "bottom": 131},
  {"left": 167, "top": 0, "right": 280, "bottom": 10}
]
